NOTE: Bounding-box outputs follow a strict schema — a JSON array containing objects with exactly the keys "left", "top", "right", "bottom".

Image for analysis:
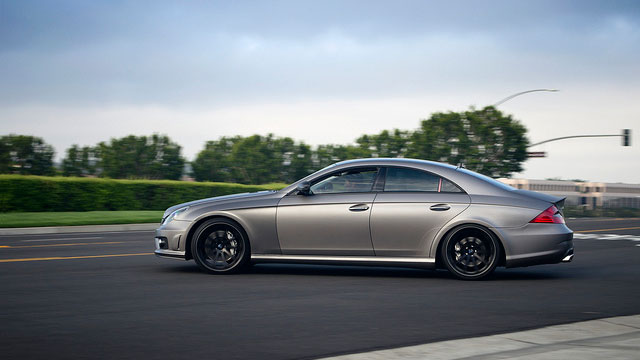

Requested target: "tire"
[
  {"left": 191, "top": 218, "right": 250, "bottom": 274},
  {"left": 440, "top": 225, "right": 500, "bottom": 280}
]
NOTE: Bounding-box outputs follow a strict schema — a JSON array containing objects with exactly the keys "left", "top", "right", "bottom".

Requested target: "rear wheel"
[
  {"left": 191, "top": 218, "right": 250, "bottom": 274},
  {"left": 440, "top": 225, "right": 500, "bottom": 280}
]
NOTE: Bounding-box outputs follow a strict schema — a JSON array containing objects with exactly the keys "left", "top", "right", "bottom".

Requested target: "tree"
[
  {"left": 62, "top": 145, "right": 97, "bottom": 177},
  {"left": 312, "top": 144, "right": 368, "bottom": 169},
  {"left": 192, "top": 135, "right": 315, "bottom": 184},
  {"left": 407, "top": 106, "right": 528, "bottom": 177},
  {"left": 227, "top": 135, "right": 281, "bottom": 184},
  {"left": 356, "top": 129, "right": 411, "bottom": 158},
  {"left": 191, "top": 137, "right": 239, "bottom": 182},
  {"left": 0, "top": 138, "right": 9, "bottom": 174},
  {"left": 97, "top": 134, "right": 185, "bottom": 180},
  {"left": 192, "top": 107, "right": 529, "bottom": 184},
  {"left": 0, "top": 135, "right": 55, "bottom": 175},
  {"left": 281, "top": 141, "right": 314, "bottom": 183}
]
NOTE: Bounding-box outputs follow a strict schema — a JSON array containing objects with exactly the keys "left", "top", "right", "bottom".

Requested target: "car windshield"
[{"left": 287, "top": 163, "right": 339, "bottom": 187}]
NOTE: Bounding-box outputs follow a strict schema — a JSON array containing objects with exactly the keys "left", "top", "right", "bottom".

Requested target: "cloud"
[
  {"left": 2, "top": 1, "right": 639, "bottom": 107},
  {"left": 1, "top": 0, "right": 639, "bottom": 182}
]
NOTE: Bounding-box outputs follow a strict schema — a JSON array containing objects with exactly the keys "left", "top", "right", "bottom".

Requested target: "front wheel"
[
  {"left": 440, "top": 225, "right": 500, "bottom": 280},
  {"left": 191, "top": 218, "right": 250, "bottom": 274}
]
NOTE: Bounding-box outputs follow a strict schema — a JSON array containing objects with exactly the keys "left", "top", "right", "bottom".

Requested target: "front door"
[{"left": 277, "top": 167, "right": 379, "bottom": 255}]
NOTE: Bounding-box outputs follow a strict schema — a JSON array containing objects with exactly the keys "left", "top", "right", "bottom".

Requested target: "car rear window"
[{"left": 456, "top": 168, "right": 515, "bottom": 192}]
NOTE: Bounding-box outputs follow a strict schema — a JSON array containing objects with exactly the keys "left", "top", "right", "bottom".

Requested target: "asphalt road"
[{"left": 1, "top": 218, "right": 639, "bottom": 360}]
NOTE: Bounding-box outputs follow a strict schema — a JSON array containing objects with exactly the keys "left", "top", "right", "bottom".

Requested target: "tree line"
[{"left": 0, "top": 106, "right": 529, "bottom": 184}]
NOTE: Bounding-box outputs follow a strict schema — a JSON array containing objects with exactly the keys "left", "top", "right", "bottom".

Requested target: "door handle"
[
  {"left": 430, "top": 204, "right": 450, "bottom": 211},
  {"left": 349, "top": 204, "right": 370, "bottom": 212}
]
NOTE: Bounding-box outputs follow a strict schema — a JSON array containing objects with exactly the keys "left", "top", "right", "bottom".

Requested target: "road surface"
[{"left": 1, "top": 218, "right": 639, "bottom": 359}]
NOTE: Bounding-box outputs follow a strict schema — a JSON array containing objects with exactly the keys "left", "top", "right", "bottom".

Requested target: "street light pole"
[
  {"left": 493, "top": 89, "right": 559, "bottom": 107},
  {"left": 526, "top": 129, "right": 631, "bottom": 158},
  {"left": 529, "top": 130, "right": 632, "bottom": 148}
]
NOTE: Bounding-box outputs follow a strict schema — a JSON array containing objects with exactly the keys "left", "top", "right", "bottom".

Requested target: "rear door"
[{"left": 370, "top": 167, "right": 471, "bottom": 257}]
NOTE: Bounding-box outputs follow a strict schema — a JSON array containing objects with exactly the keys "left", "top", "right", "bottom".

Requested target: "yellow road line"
[
  {"left": 0, "top": 253, "right": 153, "bottom": 263},
  {"left": 575, "top": 226, "right": 640, "bottom": 233},
  {"left": 0, "top": 241, "right": 124, "bottom": 249},
  {"left": 21, "top": 237, "right": 103, "bottom": 242}
]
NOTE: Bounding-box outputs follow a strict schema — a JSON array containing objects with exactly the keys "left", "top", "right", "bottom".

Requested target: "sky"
[{"left": 1, "top": 0, "right": 639, "bottom": 183}]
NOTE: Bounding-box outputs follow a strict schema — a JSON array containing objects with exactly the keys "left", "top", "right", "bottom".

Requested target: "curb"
[
  {"left": 321, "top": 314, "right": 640, "bottom": 360},
  {"left": 0, "top": 223, "right": 158, "bottom": 236}
]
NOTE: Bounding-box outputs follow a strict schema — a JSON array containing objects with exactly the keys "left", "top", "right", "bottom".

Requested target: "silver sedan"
[{"left": 154, "top": 158, "right": 574, "bottom": 280}]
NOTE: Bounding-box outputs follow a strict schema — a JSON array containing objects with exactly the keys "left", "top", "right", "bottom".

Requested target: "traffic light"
[{"left": 622, "top": 129, "right": 631, "bottom": 146}]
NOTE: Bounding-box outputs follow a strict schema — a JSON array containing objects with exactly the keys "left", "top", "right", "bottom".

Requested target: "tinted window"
[
  {"left": 440, "top": 178, "right": 462, "bottom": 193},
  {"left": 310, "top": 168, "right": 378, "bottom": 194},
  {"left": 384, "top": 167, "right": 462, "bottom": 193},
  {"left": 384, "top": 167, "right": 439, "bottom": 192}
]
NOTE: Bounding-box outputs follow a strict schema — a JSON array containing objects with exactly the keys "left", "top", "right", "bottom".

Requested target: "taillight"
[{"left": 530, "top": 205, "right": 565, "bottom": 224}]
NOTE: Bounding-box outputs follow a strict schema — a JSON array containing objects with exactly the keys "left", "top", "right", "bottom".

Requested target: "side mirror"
[{"left": 296, "top": 181, "right": 311, "bottom": 195}]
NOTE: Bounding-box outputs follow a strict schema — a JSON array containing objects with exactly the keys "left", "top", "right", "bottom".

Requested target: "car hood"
[{"left": 162, "top": 190, "right": 279, "bottom": 218}]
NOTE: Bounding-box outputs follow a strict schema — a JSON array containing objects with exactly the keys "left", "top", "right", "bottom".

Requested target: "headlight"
[{"left": 162, "top": 206, "right": 189, "bottom": 225}]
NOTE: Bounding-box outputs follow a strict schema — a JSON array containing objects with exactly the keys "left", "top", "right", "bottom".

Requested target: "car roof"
[
  {"left": 333, "top": 157, "right": 459, "bottom": 170},
  {"left": 282, "top": 158, "right": 507, "bottom": 195}
]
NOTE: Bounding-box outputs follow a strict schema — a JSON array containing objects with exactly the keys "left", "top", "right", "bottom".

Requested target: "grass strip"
[{"left": 0, "top": 211, "right": 164, "bottom": 228}]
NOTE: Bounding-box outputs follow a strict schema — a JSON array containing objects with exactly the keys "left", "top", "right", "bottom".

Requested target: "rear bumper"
[
  {"left": 505, "top": 240, "right": 574, "bottom": 268},
  {"left": 500, "top": 223, "right": 574, "bottom": 268}
]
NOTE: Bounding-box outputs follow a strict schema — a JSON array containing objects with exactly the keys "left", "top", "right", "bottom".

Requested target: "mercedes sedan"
[{"left": 154, "top": 158, "right": 574, "bottom": 280}]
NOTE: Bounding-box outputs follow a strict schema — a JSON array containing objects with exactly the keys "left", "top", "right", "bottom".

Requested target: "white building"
[{"left": 498, "top": 179, "right": 640, "bottom": 210}]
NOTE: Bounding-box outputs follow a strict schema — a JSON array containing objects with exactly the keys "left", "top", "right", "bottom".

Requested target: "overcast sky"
[{"left": 1, "top": 0, "right": 639, "bottom": 182}]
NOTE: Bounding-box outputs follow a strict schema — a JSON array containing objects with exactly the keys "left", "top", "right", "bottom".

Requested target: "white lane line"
[
  {"left": 21, "top": 236, "right": 104, "bottom": 243},
  {"left": 574, "top": 233, "right": 640, "bottom": 242}
]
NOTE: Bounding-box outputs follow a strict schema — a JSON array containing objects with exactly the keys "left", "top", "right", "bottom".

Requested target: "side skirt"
[{"left": 250, "top": 254, "right": 436, "bottom": 268}]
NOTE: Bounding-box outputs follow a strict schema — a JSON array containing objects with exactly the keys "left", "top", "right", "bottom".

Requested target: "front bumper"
[
  {"left": 154, "top": 247, "right": 187, "bottom": 260},
  {"left": 154, "top": 220, "right": 190, "bottom": 260}
]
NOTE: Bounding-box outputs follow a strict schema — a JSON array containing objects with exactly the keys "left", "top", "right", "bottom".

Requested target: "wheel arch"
[
  {"left": 184, "top": 213, "right": 250, "bottom": 261},
  {"left": 432, "top": 222, "right": 507, "bottom": 268}
]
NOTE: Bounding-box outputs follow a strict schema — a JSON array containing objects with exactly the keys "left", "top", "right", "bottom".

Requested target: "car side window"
[
  {"left": 440, "top": 178, "right": 462, "bottom": 192},
  {"left": 310, "top": 168, "right": 378, "bottom": 194},
  {"left": 384, "top": 167, "right": 462, "bottom": 193}
]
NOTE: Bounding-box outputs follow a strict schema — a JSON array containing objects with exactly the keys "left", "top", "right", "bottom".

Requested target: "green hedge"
[{"left": 0, "top": 175, "right": 287, "bottom": 212}]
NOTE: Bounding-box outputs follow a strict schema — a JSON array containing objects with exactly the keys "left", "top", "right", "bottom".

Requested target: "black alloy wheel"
[
  {"left": 441, "top": 225, "right": 500, "bottom": 280},
  {"left": 191, "top": 218, "right": 250, "bottom": 274}
]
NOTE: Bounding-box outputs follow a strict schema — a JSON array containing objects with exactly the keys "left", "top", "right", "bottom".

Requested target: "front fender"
[{"left": 184, "top": 208, "right": 280, "bottom": 259}]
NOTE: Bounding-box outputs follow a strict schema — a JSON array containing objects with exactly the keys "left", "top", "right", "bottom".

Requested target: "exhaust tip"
[{"left": 562, "top": 248, "right": 574, "bottom": 263}]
